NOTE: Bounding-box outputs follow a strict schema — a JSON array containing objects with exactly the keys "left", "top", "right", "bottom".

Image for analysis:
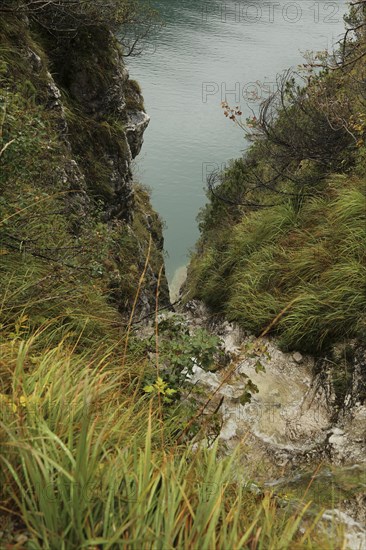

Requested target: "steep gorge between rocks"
[
  {"left": 129, "top": 0, "right": 348, "bottom": 284},
  {"left": 1, "top": 8, "right": 365, "bottom": 548},
  {"left": 128, "top": 4, "right": 366, "bottom": 540}
]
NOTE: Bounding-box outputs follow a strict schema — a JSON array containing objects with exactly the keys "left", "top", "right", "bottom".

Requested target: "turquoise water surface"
[{"left": 129, "top": 0, "right": 347, "bottom": 284}]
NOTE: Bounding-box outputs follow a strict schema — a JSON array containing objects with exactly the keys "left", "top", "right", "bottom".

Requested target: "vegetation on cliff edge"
[{"left": 187, "top": 2, "right": 366, "bottom": 353}]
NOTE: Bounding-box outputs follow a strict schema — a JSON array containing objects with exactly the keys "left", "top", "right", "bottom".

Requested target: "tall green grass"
[
  {"left": 0, "top": 330, "right": 343, "bottom": 548},
  {"left": 189, "top": 176, "right": 366, "bottom": 352}
]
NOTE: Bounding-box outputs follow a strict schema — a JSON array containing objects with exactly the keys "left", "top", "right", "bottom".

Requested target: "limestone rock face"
[
  {"left": 45, "top": 27, "right": 151, "bottom": 222},
  {"left": 184, "top": 303, "right": 366, "bottom": 470},
  {"left": 126, "top": 110, "right": 150, "bottom": 159},
  {"left": 20, "top": 22, "right": 169, "bottom": 315},
  {"left": 182, "top": 302, "right": 366, "bottom": 548}
]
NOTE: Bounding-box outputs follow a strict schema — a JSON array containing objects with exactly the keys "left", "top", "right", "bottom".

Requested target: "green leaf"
[{"left": 255, "top": 361, "right": 266, "bottom": 374}]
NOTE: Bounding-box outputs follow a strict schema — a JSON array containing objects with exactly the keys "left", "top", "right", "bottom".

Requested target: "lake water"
[{"left": 128, "top": 0, "right": 347, "bottom": 287}]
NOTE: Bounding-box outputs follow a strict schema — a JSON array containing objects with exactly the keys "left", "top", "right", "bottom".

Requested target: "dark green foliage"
[
  {"left": 136, "top": 316, "right": 224, "bottom": 400},
  {"left": 2, "top": 0, "right": 161, "bottom": 52},
  {"left": 158, "top": 316, "right": 223, "bottom": 378}
]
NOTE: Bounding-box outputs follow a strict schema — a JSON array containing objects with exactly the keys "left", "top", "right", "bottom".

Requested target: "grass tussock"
[
  {"left": 0, "top": 325, "right": 345, "bottom": 549},
  {"left": 189, "top": 176, "right": 366, "bottom": 352}
]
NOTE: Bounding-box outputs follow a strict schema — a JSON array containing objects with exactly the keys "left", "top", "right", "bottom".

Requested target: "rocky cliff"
[{"left": 0, "top": 14, "right": 169, "bottom": 328}]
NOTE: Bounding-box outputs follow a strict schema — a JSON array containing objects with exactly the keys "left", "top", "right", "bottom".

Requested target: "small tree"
[{"left": 1, "top": 0, "right": 161, "bottom": 56}]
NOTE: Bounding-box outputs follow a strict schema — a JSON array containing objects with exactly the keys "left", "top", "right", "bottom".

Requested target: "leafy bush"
[
  {"left": 136, "top": 316, "right": 224, "bottom": 402},
  {"left": 2, "top": 0, "right": 160, "bottom": 56}
]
